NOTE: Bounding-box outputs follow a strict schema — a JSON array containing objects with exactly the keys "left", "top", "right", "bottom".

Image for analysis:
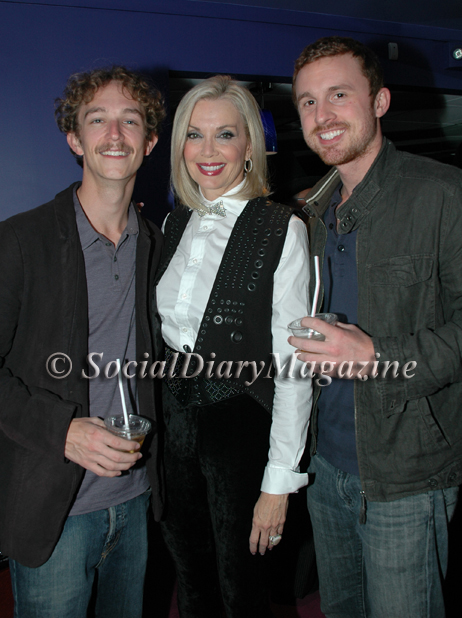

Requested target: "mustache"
[
  {"left": 310, "top": 123, "right": 349, "bottom": 138},
  {"left": 98, "top": 142, "right": 134, "bottom": 154}
]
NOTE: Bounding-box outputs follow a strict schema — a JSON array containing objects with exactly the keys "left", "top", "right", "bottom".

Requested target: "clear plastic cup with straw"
[{"left": 104, "top": 359, "right": 151, "bottom": 452}]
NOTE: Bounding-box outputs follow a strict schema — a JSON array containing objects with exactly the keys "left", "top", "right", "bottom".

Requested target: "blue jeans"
[
  {"left": 307, "top": 454, "right": 458, "bottom": 618},
  {"left": 10, "top": 490, "right": 151, "bottom": 618}
]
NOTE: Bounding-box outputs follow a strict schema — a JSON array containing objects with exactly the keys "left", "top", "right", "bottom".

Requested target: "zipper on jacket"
[
  {"left": 353, "top": 234, "right": 368, "bottom": 525},
  {"left": 359, "top": 490, "right": 367, "bottom": 524},
  {"left": 354, "top": 327, "right": 367, "bottom": 525}
]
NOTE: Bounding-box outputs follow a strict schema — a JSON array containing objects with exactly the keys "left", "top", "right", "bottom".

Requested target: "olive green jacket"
[{"left": 303, "top": 138, "right": 462, "bottom": 501}]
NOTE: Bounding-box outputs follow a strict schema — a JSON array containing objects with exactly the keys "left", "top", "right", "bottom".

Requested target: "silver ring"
[{"left": 268, "top": 534, "right": 282, "bottom": 546}]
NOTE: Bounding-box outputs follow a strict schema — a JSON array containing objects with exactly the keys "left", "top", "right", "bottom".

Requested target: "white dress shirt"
[{"left": 157, "top": 182, "right": 312, "bottom": 494}]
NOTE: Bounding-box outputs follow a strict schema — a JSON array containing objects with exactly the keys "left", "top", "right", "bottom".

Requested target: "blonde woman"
[{"left": 156, "top": 76, "right": 312, "bottom": 618}]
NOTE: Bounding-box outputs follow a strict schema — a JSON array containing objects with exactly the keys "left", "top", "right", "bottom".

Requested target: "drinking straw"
[
  {"left": 311, "top": 256, "right": 320, "bottom": 317},
  {"left": 116, "top": 358, "right": 130, "bottom": 433}
]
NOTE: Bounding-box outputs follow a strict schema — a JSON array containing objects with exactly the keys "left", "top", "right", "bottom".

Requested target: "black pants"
[{"left": 161, "top": 386, "right": 274, "bottom": 618}]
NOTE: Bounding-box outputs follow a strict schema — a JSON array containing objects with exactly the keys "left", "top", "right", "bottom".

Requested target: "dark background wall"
[{"left": 1, "top": 0, "right": 462, "bottom": 226}]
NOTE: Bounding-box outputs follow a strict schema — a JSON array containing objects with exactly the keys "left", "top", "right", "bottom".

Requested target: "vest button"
[{"left": 231, "top": 331, "right": 243, "bottom": 343}]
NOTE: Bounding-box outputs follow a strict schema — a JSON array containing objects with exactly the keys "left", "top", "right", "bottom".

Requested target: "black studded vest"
[{"left": 156, "top": 196, "right": 294, "bottom": 413}]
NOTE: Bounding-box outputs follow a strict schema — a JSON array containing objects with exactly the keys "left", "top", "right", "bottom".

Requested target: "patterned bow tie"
[{"left": 197, "top": 200, "right": 226, "bottom": 218}]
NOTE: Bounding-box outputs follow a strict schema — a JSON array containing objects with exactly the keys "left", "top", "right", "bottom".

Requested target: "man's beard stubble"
[{"left": 306, "top": 115, "right": 379, "bottom": 167}]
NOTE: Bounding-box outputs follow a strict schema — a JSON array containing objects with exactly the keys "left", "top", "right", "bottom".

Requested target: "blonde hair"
[{"left": 171, "top": 75, "right": 269, "bottom": 208}]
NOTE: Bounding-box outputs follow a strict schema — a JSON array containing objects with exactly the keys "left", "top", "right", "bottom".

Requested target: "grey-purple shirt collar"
[{"left": 72, "top": 183, "right": 139, "bottom": 250}]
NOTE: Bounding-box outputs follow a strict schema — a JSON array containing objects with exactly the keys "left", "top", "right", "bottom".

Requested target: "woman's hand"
[{"left": 249, "top": 492, "right": 289, "bottom": 555}]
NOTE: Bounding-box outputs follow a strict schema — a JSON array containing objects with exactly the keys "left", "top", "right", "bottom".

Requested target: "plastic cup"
[
  {"left": 104, "top": 414, "right": 151, "bottom": 453},
  {"left": 288, "top": 313, "right": 338, "bottom": 342}
]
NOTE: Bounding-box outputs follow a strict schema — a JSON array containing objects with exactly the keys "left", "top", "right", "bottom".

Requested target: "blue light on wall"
[{"left": 260, "top": 109, "right": 278, "bottom": 155}]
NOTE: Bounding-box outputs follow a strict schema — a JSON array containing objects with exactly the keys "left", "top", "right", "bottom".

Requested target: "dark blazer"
[{"left": 0, "top": 183, "right": 164, "bottom": 567}]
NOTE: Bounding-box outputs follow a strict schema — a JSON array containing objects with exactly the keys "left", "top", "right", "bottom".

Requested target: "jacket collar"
[
  {"left": 53, "top": 182, "right": 81, "bottom": 240},
  {"left": 303, "top": 137, "right": 397, "bottom": 233}
]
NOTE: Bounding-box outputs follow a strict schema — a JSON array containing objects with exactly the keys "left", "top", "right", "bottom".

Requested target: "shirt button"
[
  {"left": 114, "top": 274, "right": 119, "bottom": 280},
  {"left": 192, "top": 258, "right": 198, "bottom": 264},
  {"left": 182, "top": 327, "right": 188, "bottom": 333},
  {"left": 114, "top": 256, "right": 117, "bottom": 262},
  {"left": 203, "top": 226, "right": 208, "bottom": 230},
  {"left": 329, "top": 223, "right": 334, "bottom": 230},
  {"left": 182, "top": 293, "right": 187, "bottom": 299},
  {"left": 338, "top": 245, "right": 345, "bottom": 252}
]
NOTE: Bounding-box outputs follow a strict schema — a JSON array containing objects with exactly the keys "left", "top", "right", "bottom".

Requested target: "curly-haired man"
[{"left": 0, "top": 66, "right": 165, "bottom": 617}]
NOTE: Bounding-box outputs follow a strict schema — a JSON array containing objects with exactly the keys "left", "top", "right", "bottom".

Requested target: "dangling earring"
[{"left": 244, "top": 159, "right": 253, "bottom": 173}]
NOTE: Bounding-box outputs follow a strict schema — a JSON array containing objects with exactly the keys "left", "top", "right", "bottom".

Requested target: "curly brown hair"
[
  {"left": 293, "top": 37, "right": 384, "bottom": 105},
  {"left": 55, "top": 65, "right": 165, "bottom": 141}
]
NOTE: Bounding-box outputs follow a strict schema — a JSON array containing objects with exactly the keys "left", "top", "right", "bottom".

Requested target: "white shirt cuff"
[{"left": 260, "top": 464, "right": 309, "bottom": 494}]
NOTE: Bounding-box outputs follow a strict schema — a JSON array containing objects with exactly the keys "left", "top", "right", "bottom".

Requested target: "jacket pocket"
[
  {"left": 366, "top": 255, "right": 434, "bottom": 334},
  {"left": 417, "top": 396, "right": 451, "bottom": 448},
  {"left": 367, "top": 255, "right": 433, "bottom": 287}
]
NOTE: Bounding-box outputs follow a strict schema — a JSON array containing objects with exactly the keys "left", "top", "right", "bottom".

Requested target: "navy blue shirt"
[{"left": 316, "top": 184, "right": 359, "bottom": 475}]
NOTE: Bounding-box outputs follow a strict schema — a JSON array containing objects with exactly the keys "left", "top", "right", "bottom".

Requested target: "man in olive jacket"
[
  {"left": 290, "top": 37, "right": 462, "bottom": 617},
  {"left": 0, "top": 67, "right": 164, "bottom": 617}
]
